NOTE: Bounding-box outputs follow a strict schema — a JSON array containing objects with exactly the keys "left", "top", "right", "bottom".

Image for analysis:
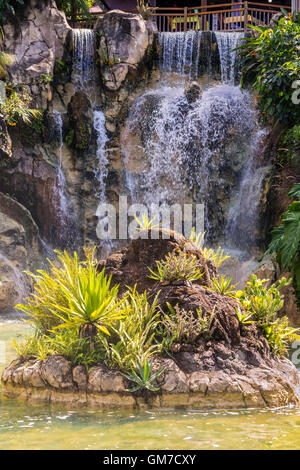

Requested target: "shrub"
[
  {"left": 101, "top": 288, "right": 162, "bottom": 371},
  {"left": 207, "top": 275, "right": 238, "bottom": 298},
  {"left": 189, "top": 228, "right": 230, "bottom": 268},
  {"left": 160, "top": 304, "right": 213, "bottom": 352},
  {"left": 148, "top": 249, "right": 204, "bottom": 283},
  {"left": 1, "top": 86, "right": 41, "bottom": 126},
  {"left": 238, "top": 12, "right": 300, "bottom": 124},
  {"left": 236, "top": 274, "right": 290, "bottom": 325},
  {"left": 263, "top": 317, "right": 299, "bottom": 356},
  {"left": 236, "top": 275, "right": 299, "bottom": 356},
  {"left": 122, "top": 358, "right": 164, "bottom": 392}
]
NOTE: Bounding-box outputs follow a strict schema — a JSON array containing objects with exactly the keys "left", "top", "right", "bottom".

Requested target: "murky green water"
[{"left": 1, "top": 318, "right": 300, "bottom": 450}]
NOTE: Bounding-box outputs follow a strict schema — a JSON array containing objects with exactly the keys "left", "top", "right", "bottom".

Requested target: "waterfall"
[
  {"left": 158, "top": 31, "right": 202, "bottom": 79},
  {"left": 72, "top": 29, "right": 96, "bottom": 87},
  {"left": 121, "top": 84, "right": 264, "bottom": 245},
  {"left": 225, "top": 128, "right": 269, "bottom": 251},
  {"left": 53, "top": 111, "right": 69, "bottom": 231},
  {"left": 215, "top": 32, "right": 243, "bottom": 84}
]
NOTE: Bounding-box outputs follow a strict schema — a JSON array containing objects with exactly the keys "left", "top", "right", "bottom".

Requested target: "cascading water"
[
  {"left": 72, "top": 29, "right": 96, "bottom": 88},
  {"left": 94, "top": 110, "right": 109, "bottom": 202},
  {"left": 215, "top": 32, "right": 244, "bottom": 84},
  {"left": 93, "top": 110, "right": 113, "bottom": 255},
  {"left": 158, "top": 31, "right": 202, "bottom": 79},
  {"left": 121, "top": 84, "right": 264, "bottom": 245}
]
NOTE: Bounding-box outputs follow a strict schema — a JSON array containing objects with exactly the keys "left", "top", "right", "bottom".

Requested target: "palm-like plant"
[{"left": 266, "top": 183, "right": 300, "bottom": 305}]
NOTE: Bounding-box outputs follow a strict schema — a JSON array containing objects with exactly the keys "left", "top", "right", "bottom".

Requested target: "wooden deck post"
[
  {"left": 184, "top": 6, "right": 188, "bottom": 32},
  {"left": 244, "top": 1, "right": 248, "bottom": 33}
]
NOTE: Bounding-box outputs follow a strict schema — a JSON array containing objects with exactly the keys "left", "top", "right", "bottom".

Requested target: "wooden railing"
[{"left": 69, "top": 2, "right": 291, "bottom": 32}]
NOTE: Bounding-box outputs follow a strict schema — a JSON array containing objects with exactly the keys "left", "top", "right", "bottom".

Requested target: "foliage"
[
  {"left": 134, "top": 213, "right": 161, "bottom": 231},
  {"left": 266, "top": 184, "right": 300, "bottom": 304},
  {"left": 236, "top": 307, "right": 255, "bottom": 325},
  {"left": 207, "top": 275, "right": 238, "bottom": 298},
  {"left": 0, "top": 0, "right": 24, "bottom": 25},
  {"left": 0, "top": 51, "right": 14, "bottom": 79},
  {"left": 238, "top": 12, "right": 300, "bottom": 124},
  {"left": 263, "top": 317, "right": 299, "bottom": 356},
  {"left": 148, "top": 249, "right": 203, "bottom": 283},
  {"left": 277, "top": 125, "right": 300, "bottom": 163},
  {"left": 0, "top": 86, "right": 41, "bottom": 126},
  {"left": 101, "top": 288, "right": 162, "bottom": 371},
  {"left": 236, "top": 275, "right": 291, "bottom": 325},
  {"left": 17, "top": 250, "right": 126, "bottom": 339},
  {"left": 55, "top": 0, "right": 93, "bottom": 17},
  {"left": 159, "top": 303, "right": 213, "bottom": 352},
  {"left": 189, "top": 228, "right": 230, "bottom": 268},
  {"left": 236, "top": 275, "right": 299, "bottom": 355},
  {"left": 122, "top": 358, "right": 164, "bottom": 392},
  {"left": 40, "top": 73, "right": 52, "bottom": 84}
]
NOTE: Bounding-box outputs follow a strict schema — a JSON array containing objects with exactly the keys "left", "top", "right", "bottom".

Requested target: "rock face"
[
  {"left": 94, "top": 10, "right": 156, "bottom": 91},
  {"left": 2, "top": 230, "right": 300, "bottom": 409}
]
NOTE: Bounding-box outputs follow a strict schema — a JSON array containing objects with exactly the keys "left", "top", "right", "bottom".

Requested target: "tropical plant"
[
  {"left": 136, "top": 0, "right": 154, "bottom": 21},
  {"left": 122, "top": 358, "right": 164, "bottom": 392},
  {"left": 148, "top": 249, "right": 204, "bottom": 283},
  {"left": 207, "top": 275, "right": 238, "bottom": 297},
  {"left": 266, "top": 183, "right": 300, "bottom": 305},
  {"left": 0, "top": 51, "right": 14, "bottom": 79},
  {"left": 55, "top": 0, "right": 93, "bottom": 18},
  {"left": 236, "top": 307, "right": 255, "bottom": 325},
  {"left": 160, "top": 303, "right": 213, "bottom": 351},
  {"left": 236, "top": 275, "right": 291, "bottom": 325},
  {"left": 277, "top": 125, "right": 300, "bottom": 163},
  {"left": 134, "top": 213, "right": 161, "bottom": 231},
  {"left": 17, "top": 250, "right": 127, "bottom": 351},
  {"left": 1, "top": 87, "right": 41, "bottom": 126},
  {"left": 101, "top": 287, "right": 162, "bottom": 371},
  {"left": 11, "top": 335, "right": 51, "bottom": 361},
  {"left": 263, "top": 317, "right": 299, "bottom": 356},
  {"left": 189, "top": 228, "right": 230, "bottom": 268},
  {"left": 237, "top": 12, "right": 300, "bottom": 124}
]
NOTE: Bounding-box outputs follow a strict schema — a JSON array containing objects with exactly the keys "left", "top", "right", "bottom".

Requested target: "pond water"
[{"left": 1, "top": 318, "right": 300, "bottom": 450}]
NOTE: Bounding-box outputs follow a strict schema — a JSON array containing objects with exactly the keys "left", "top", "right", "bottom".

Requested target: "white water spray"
[
  {"left": 72, "top": 29, "right": 96, "bottom": 88},
  {"left": 214, "top": 32, "right": 244, "bottom": 84}
]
